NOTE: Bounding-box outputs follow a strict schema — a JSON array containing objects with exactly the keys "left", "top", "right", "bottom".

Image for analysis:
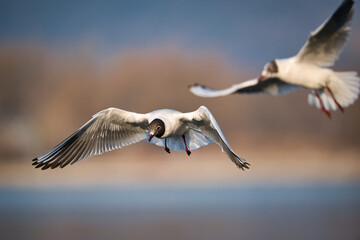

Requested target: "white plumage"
[
  {"left": 33, "top": 106, "right": 249, "bottom": 170},
  {"left": 189, "top": 0, "right": 359, "bottom": 118}
]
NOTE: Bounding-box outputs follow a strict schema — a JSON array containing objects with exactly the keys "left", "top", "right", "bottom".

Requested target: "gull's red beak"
[
  {"left": 148, "top": 134, "right": 154, "bottom": 142},
  {"left": 258, "top": 75, "right": 265, "bottom": 82}
]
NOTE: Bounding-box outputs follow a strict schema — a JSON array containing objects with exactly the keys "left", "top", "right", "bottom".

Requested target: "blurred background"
[{"left": 0, "top": 0, "right": 359, "bottom": 239}]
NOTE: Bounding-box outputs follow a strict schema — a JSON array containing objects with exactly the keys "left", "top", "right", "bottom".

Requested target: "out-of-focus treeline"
[{"left": 0, "top": 43, "right": 359, "bottom": 161}]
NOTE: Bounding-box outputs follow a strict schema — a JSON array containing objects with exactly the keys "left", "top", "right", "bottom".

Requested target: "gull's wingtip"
[
  {"left": 188, "top": 83, "right": 198, "bottom": 88},
  {"left": 188, "top": 83, "right": 219, "bottom": 98},
  {"left": 32, "top": 158, "right": 42, "bottom": 168},
  {"left": 236, "top": 157, "right": 250, "bottom": 170},
  {"left": 240, "top": 161, "right": 250, "bottom": 171},
  {"left": 188, "top": 83, "right": 203, "bottom": 90},
  {"left": 188, "top": 83, "right": 206, "bottom": 97},
  {"left": 32, "top": 157, "right": 51, "bottom": 170}
]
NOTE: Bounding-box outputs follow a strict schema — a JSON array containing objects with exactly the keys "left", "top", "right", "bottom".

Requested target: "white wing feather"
[
  {"left": 33, "top": 108, "right": 149, "bottom": 169},
  {"left": 189, "top": 78, "right": 299, "bottom": 97}
]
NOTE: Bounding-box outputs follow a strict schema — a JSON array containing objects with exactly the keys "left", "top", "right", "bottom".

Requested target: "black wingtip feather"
[
  {"left": 244, "top": 162, "right": 250, "bottom": 169},
  {"left": 32, "top": 117, "right": 97, "bottom": 170},
  {"left": 35, "top": 162, "right": 46, "bottom": 169},
  {"left": 311, "top": 0, "right": 354, "bottom": 43},
  {"left": 41, "top": 163, "right": 54, "bottom": 170},
  {"left": 330, "top": 0, "right": 354, "bottom": 27},
  {"left": 239, "top": 161, "right": 250, "bottom": 170},
  {"left": 188, "top": 83, "right": 201, "bottom": 89}
]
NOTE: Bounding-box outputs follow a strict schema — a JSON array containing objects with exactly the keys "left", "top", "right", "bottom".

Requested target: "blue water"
[{"left": 1, "top": 184, "right": 360, "bottom": 240}]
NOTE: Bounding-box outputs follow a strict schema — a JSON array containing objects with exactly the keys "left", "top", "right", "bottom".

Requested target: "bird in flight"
[
  {"left": 189, "top": 0, "right": 359, "bottom": 118},
  {"left": 32, "top": 106, "right": 249, "bottom": 170}
]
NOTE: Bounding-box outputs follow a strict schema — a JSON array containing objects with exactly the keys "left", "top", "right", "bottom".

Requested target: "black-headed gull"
[
  {"left": 32, "top": 106, "right": 249, "bottom": 170},
  {"left": 190, "top": 0, "right": 359, "bottom": 118}
]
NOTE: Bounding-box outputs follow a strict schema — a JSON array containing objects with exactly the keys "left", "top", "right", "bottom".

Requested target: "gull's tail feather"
[{"left": 308, "top": 71, "right": 360, "bottom": 111}]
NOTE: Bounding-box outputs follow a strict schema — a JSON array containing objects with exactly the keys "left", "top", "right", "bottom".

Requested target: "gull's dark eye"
[{"left": 156, "top": 126, "right": 161, "bottom": 130}]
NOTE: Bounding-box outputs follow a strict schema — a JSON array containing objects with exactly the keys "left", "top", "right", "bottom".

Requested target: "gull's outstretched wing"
[
  {"left": 296, "top": 0, "right": 354, "bottom": 66},
  {"left": 189, "top": 78, "right": 299, "bottom": 97},
  {"left": 181, "top": 106, "right": 250, "bottom": 170},
  {"left": 32, "top": 108, "right": 149, "bottom": 170}
]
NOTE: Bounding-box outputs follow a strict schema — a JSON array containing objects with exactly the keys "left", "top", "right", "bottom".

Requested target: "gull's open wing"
[
  {"left": 181, "top": 106, "right": 249, "bottom": 170},
  {"left": 296, "top": 0, "right": 354, "bottom": 66},
  {"left": 33, "top": 108, "right": 149, "bottom": 170},
  {"left": 189, "top": 78, "right": 299, "bottom": 97}
]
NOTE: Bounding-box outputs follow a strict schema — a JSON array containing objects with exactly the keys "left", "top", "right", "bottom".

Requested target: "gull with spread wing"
[
  {"left": 190, "top": 0, "right": 359, "bottom": 118},
  {"left": 33, "top": 106, "right": 249, "bottom": 170}
]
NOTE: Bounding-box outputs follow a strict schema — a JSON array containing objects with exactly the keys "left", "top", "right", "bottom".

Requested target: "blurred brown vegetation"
[{"left": 0, "top": 43, "right": 359, "bottom": 162}]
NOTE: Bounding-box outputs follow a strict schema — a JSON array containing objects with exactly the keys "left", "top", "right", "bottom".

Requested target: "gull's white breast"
[{"left": 278, "top": 58, "right": 331, "bottom": 89}]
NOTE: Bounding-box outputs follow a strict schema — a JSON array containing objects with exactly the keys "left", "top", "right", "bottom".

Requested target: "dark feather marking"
[
  {"left": 32, "top": 118, "right": 96, "bottom": 169},
  {"left": 313, "top": 0, "right": 354, "bottom": 42},
  {"left": 49, "top": 139, "right": 82, "bottom": 169},
  {"left": 234, "top": 78, "right": 284, "bottom": 94}
]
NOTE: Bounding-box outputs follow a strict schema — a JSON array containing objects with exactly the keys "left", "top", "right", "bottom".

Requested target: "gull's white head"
[{"left": 258, "top": 59, "right": 279, "bottom": 82}]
